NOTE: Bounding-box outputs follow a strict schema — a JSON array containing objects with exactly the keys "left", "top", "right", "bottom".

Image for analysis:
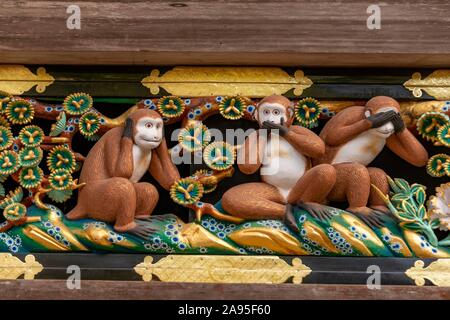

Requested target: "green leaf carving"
[
  {"left": 414, "top": 188, "right": 426, "bottom": 205},
  {"left": 394, "top": 178, "right": 410, "bottom": 192},
  {"left": 401, "top": 200, "right": 416, "bottom": 216},
  {"left": 417, "top": 205, "right": 427, "bottom": 220}
]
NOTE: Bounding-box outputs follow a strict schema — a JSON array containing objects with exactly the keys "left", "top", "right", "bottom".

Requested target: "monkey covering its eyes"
[
  {"left": 222, "top": 95, "right": 336, "bottom": 228},
  {"left": 314, "top": 96, "right": 428, "bottom": 227},
  {"left": 66, "top": 109, "right": 180, "bottom": 238}
]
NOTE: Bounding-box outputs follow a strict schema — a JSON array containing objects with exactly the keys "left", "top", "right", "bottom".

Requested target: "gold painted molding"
[
  {"left": 405, "top": 259, "right": 450, "bottom": 286},
  {"left": 142, "top": 67, "right": 312, "bottom": 97},
  {"left": 0, "top": 253, "right": 43, "bottom": 280},
  {"left": 0, "top": 65, "right": 54, "bottom": 95},
  {"left": 134, "top": 255, "right": 311, "bottom": 284},
  {"left": 404, "top": 70, "right": 450, "bottom": 100}
]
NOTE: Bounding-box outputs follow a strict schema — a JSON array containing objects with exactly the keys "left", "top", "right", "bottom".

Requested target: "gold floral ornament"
[
  {"left": 0, "top": 150, "right": 19, "bottom": 176},
  {"left": 63, "top": 92, "right": 93, "bottom": 115},
  {"left": 0, "top": 65, "right": 54, "bottom": 95},
  {"left": 295, "top": 97, "right": 322, "bottom": 128},
  {"left": 3, "top": 202, "right": 27, "bottom": 222},
  {"left": 157, "top": 96, "right": 185, "bottom": 118},
  {"left": 416, "top": 112, "right": 449, "bottom": 143},
  {"left": 170, "top": 178, "right": 204, "bottom": 205},
  {"left": 0, "top": 91, "right": 12, "bottom": 113},
  {"left": 18, "top": 125, "right": 44, "bottom": 147},
  {"left": 0, "top": 125, "right": 13, "bottom": 151},
  {"left": 79, "top": 112, "right": 100, "bottom": 137},
  {"left": 427, "top": 154, "right": 450, "bottom": 177},
  {"left": 5, "top": 99, "right": 34, "bottom": 124},
  {"left": 404, "top": 70, "right": 450, "bottom": 100},
  {"left": 219, "top": 96, "right": 246, "bottom": 120},
  {"left": 437, "top": 123, "right": 450, "bottom": 147},
  {"left": 0, "top": 187, "right": 23, "bottom": 210},
  {"left": 0, "top": 253, "right": 43, "bottom": 280},
  {"left": 178, "top": 122, "right": 211, "bottom": 152},
  {"left": 19, "top": 146, "right": 43, "bottom": 168},
  {"left": 19, "top": 166, "right": 43, "bottom": 189},
  {"left": 428, "top": 182, "right": 450, "bottom": 231},
  {"left": 134, "top": 255, "right": 311, "bottom": 284},
  {"left": 203, "top": 141, "right": 236, "bottom": 171},
  {"left": 141, "top": 67, "right": 313, "bottom": 97},
  {"left": 0, "top": 115, "right": 10, "bottom": 129},
  {"left": 47, "top": 146, "right": 76, "bottom": 173},
  {"left": 48, "top": 169, "right": 73, "bottom": 190},
  {"left": 406, "top": 259, "right": 450, "bottom": 286}
]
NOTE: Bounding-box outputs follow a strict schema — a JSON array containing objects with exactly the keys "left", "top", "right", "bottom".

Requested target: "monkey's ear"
[
  {"left": 287, "top": 107, "right": 294, "bottom": 119},
  {"left": 364, "top": 109, "right": 371, "bottom": 119},
  {"left": 253, "top": 108, "right": 259, "bottom": 122}
]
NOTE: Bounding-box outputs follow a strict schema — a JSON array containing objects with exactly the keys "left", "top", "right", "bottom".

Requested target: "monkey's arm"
[
  {"left": 284, "top": 126, "right": 325, "bottom": 158},
  {"left": 386, "top": 130, "right": 429, "bottom": 167},
  {"left": 149, "top": 139, "right": 180, "bottom": 190},
  {"left": 321, "top": 107, "right": 372, "bottom": 146},
  {"left": 237, "top": 130, "right": 264, "bottom": 175},
  {"left": 105, "top": 129, "right": 134, "bottom": 178}
]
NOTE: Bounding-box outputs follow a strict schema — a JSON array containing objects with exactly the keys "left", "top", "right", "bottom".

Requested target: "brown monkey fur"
[
  {"left": 314, "top": 96, "right": 428, "bottom": 217},
  {"left": 222, "top": 95, "right": 336, "bottom": 221},
  {"left": 66, "top": 109, "right": 180, "bottom": 233}
]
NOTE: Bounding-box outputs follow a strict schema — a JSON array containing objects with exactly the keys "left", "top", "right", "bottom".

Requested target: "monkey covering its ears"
[
  {"left": 222, "top": 95, "right": 336, "bottom": 227},
  {"left": 314, "top": 96, "right": 428, "bottom": 227},
  {"left": 66, "top": 109, "right": 180, "bottom": 238}
]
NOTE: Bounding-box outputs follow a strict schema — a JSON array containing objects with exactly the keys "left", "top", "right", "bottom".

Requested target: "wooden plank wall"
[
  {"left": 0, "top": 1, "right": 450, "bottom": 66},
  {"left": 1, "top": 280, "right": 450, "bottom": 300}
]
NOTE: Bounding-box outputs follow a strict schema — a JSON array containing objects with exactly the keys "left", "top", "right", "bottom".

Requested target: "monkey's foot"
[
  {"left": 370, "top": 205, "right": 390, "bottom": 214},
  {"left": 135, "top": 215, "right": 167, "bottom": 222},
  {"left": 347, "top": 207, "right": 387, "bottom": 229},
  {"left": 370, "top": 205, "right": 397, "bottom": 221},
  {"left": 297, "top": 202, "right": 334, "bottom": 222},
  {"left": 127, "top": 220, "right": 159, "bottom": 240},
  {"left": 194, "top": 203, "right": 244, "bottom": 224},
  {"left": 283, "top": 204, "right": 300, "bottom": 234}
]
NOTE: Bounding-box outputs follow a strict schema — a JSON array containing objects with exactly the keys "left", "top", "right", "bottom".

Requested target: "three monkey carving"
[{"left": 66, "top": 95, "right": 428, "bottom": 237}]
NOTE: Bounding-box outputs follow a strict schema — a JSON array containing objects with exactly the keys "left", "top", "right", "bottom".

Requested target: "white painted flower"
[{"left": 428, "top": 182, "right": 450, "bottom": 231}]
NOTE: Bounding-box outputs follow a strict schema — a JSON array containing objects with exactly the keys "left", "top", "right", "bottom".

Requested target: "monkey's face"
[
  {"left": 255, "top": 103, "right": 292, "bottom": 127},
  {"left": 365, "top": 106, "right": 396, "bottom": 138},
  {"left": 133, "top": 116, "right": 163, "bottom": 150}
]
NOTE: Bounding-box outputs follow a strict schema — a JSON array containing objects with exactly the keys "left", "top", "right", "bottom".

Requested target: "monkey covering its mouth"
[{"left": 222, "top": 95, "right": 336, "bottom": 226}]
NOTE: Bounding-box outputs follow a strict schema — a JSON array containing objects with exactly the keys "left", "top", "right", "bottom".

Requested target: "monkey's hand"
[
  {"left": 123, "top": 118, "right": 133, "bottom": 138},
  {"left": 392, "top": 113, "right": 405, "bottom": 133},
  {"left": 366, "top": 110, "right": 397, "bottom": 128},
  {"left": 262, "top": 120, "right": 289, "bottom": 136}
]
